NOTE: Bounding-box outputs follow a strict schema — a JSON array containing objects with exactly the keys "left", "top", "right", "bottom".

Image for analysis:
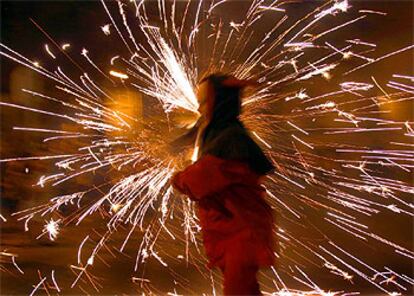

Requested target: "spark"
[
  {"left": 342, "top": 82, "right": 373, "bottom": 92},
  {"left": 110, "top": 203, "right": 122, "bottom": 213},
  {"left": 0, "top": 0, "right": 413, "bottom": 295},
  {"left": 287, "top": 121, "right": 309, "bottom": 135},
  {"left": 101, "top": 24, "right": 111, "bottom": 35},
  {"left": 298, "top": 64, "right": 337, "bottom": 81},
  {"left": 315, "top": 0, "right": 350, "bottom": 18},
  {"left": 259, "top": 6, "right": 285, "bottom": 13},
  {"left": 359, "top": 9, "right": 387, "bottom": 16},
  {"left": 44, "top": 44, "right": 56, "bottom": 59},
  {"left": 61, "top": 43, "right": 71, "bottom": 50},
  {"left": 87, "top": 256, "right": 94, "bottom": 266},
  {"left": 292, "top": 134, "right": 314, "bottom": 150},
  {"left": 229, "top": 21, "right": 242, "bottom": 32},
  {"left": 371, "top": 76, "right": 391, "bottom": 99},
  {"left": 51, "top": 270, "right": 61, "bottom": 292},
  {"left": 110, "top": 55, "right": 120, "bottom": 65},
  {"left": 109, "top": 70, "right": 129, "bottom": 79},
  {"left": 346, "top": 38, "right": 377, "bottom": 47},
  {"left": 342, "top": 51, "right": 352, "bottom": 59},
  {"left": 285, "top": 90, "right": 309, "bottom": 101},
  {"left": 29, "top": 277, "right": 47, "bottom": 296},
  {"left": 191, "top": 146, "right": 199, "bottom": 163},
  {"left": 12, "top": 256, "right": 24, "bottom": 274},
  {"left": 345, "top": 44, "right": 414, "bottom": 75},
  {"left": 44, "top": 219, "right": 60, "bottom": 241},
  {"left": 253, "top": 131, "right": 272, "bottom": 149},
  {"left": 393, "top": 74, "right": 414, "bottom": 81}
]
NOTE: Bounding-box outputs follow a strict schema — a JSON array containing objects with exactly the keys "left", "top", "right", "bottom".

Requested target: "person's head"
[
  {"left": 196, "top": 74, "right": 255, "bottom": 123},
  {"left": 196, "top": 78, "right": 215, "bottom": 120}
]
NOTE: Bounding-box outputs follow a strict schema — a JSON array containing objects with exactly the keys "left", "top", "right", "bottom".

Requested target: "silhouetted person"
[{"left": 173, "top": 74, "right": 275, "bottom": 296}]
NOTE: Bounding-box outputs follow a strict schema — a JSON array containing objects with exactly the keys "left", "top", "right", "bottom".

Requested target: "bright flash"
[
  {"left": 61, "top": 43, "right": 71, "bottom": 50},
  {"left": 343, "top": 51, "right": 352, "bottom": 59},
  {"left": 109, "top": 70, "right": 129, "bottom": 80},
  {"left": 101, "top": 24, "right": 111, "bottom": 35},
  {"left": 111, "top": 203, "right": 122, "bottom": 213},
  {"left": 87, "top": 256, "right": 94, "bottom": 266},
  {"left": 323, "top": 71, "right": 332, "bottom": 80},
  {"left": 44, "top": 219, "right": 60, "bottom": 241},
  {"left": 191, "top": 146, "right": 199, "bottom": 163}
]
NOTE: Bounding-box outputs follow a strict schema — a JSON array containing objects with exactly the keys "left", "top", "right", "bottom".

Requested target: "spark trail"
[{"left": 0, "top": 0, "right": 413, "bottom": 295}]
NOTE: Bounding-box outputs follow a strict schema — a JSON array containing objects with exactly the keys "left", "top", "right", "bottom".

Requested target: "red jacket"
[{"left": 173, "top": 154, "right": 275, "bottom": 269}]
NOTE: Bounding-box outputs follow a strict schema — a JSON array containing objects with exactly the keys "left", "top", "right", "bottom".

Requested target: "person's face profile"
[{"left": 197, "top": 81, "right": 209, "bottom": 117}]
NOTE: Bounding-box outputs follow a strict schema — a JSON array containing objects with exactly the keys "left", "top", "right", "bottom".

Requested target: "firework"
[{"left": 0, "top": 0, "right": 413, "bottom": 295}]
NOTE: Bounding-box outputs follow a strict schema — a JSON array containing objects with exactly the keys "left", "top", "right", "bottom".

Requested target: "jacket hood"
[{"left": 199, "top": 74, "right": 274, "bottom": 175}]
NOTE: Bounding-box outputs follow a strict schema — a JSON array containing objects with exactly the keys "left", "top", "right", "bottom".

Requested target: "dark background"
[{"left": 1, "top": 1, "right": 413, "bottom": 295}]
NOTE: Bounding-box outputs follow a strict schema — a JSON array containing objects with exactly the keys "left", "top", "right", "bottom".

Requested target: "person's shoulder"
[{"left": 219, "top": 122, "right": 248, "bottom": 138}]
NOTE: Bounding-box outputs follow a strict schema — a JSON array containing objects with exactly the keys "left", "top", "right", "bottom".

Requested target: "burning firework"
[{"left": 0, "top": 0, "right": 413, "bottom": 295}]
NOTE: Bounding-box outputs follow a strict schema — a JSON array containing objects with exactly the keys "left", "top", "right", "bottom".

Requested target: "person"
[{"left": 172, "top": 74, "right": 276, "bottom": 296}]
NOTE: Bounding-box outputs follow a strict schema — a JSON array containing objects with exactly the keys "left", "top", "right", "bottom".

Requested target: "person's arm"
[
  {"left": 169, "top": 125, "right": 199, "bottom": 154},
  {"left": 172, "top": 154, "right": 248, "bottom": 200}
]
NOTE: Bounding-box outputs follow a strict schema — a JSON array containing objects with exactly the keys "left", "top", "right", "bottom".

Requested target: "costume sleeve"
[{"left": 172, "top": 154, "right": 248, "bottom": 200}]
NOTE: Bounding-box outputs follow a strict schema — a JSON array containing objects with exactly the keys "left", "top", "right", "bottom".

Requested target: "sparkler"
[{"left": 0, "top": 0, "right": 413, "bottom": 295}]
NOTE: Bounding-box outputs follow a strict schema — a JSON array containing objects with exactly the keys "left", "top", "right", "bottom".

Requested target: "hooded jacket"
[
  {"left": 200, "top": 75, "right": 274, "bottom": 175},
  {"left": 173, "top": 74, "right": 276, "bottom": 269}
]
